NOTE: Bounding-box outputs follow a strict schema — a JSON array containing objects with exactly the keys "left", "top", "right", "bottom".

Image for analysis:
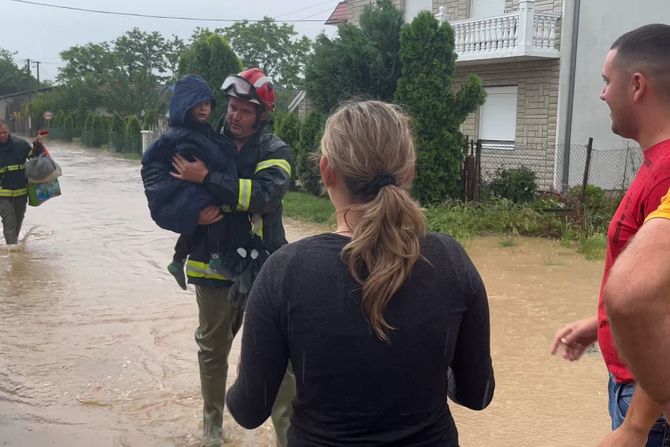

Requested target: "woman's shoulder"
[
  {"left": 256, "top": 233, "right": 346, "bottom": 294},
  {"left": 423, "top": 231, "right": 462, "bottom": 252},
  {"left": 271, "top": 233, "right": 346, "bottom": 259},
  {"left": 421, "top": 232, "right": 474, "bottom": 272}
]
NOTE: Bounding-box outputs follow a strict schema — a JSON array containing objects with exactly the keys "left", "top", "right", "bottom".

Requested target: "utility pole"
[
  {"left": 26, "top": 59, "right": 33, "bottom": 135},
  {"left": 32, "top": 60, "right": 40, "bottom": 85}
]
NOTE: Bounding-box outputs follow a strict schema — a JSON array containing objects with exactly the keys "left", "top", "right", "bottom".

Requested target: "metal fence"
[
  {"left": 465, "top": 138, "right": 643, "bottom": 199},
  {"left": 564, "top": 142, "right": 642, "bottom": 192}
]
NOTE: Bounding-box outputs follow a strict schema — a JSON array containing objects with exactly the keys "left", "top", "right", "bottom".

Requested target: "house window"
[
  {"left": 470, "top": 0, "right": 505, "bottom": 19},
  {"left": 479, "top": 86, "right": 517, "bottom": 149},
  {"left": 404, "top": 0, "right": 432, "bottom": 23}
]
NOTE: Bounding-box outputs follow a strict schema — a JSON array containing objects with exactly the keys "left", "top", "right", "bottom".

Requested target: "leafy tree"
[
  {"left": 178, "top": 29, "right": 242, "bottom": 120},
  {"left": 57, "top": 29, "right": 184, "bottom": 117},
  {"left": 220, "top": 18, "right": 311, "bottom": 92},
  {"left": 57, "top": 42, "right": 115, "bottom": 111},
  {"left": 395, "top": 12, "right": 485, "bottom": 204},
  {"left": 0, "top": 48, "right": 36, "bottom": 95},
  {"left": 30, "top": 90, "right": 58, "bottom": 130},
  {"left": 304, "top": 0, "right": 403, "bottom": 114},
  {"left": 108, "top": 29, "right": 183, "bottom": 116}
]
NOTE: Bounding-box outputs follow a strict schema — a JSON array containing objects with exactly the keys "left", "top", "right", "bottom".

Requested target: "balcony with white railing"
[{"left": 435, "top": 0, "right": 560, "bottom": 64}]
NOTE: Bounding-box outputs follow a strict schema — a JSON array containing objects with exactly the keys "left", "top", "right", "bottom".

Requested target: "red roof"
[{"left": 325, "top": 1, "right": 348, "bottom": 25}]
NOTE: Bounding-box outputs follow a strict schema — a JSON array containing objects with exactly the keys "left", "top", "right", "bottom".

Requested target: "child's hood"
[{"left": 168, "top": 75, "right": 216, "bottom": 127}]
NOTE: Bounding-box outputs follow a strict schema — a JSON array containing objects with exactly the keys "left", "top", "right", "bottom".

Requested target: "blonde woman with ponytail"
[{"left": 227, "top": 100, "right": 494, "bottom": 446}]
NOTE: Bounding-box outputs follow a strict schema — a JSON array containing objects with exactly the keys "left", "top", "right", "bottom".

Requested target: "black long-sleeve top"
[{"left": 227, "top": 232, "right": 494, "bottom": 446}]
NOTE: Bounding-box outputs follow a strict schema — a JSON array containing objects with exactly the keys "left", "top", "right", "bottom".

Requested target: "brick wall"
[
  {"left": 348, "top": 0, "right": 563, "bottom": 23},
  {"left": 505, "top": 0, "right": 562, "bottom": 14},
  {"left": 348, "top": 0, "right": 403, "bottom": 25},
  {"left": 435, "top": 0, "right": 469, "bottom": 21},
  {"left": 456, "top": 59, "right": 560, "bottom": 188}
]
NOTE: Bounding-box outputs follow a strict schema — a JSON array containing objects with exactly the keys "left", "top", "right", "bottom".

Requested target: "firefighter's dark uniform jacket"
[
  {"left": 141, "top": 75, "right": 241, "bottom": 237},
  {"left": 186, "top": 127, "right": 293, "bottom": 288},
  {"left": 0, "top": 135, "right": 31, "bottom": 198}
]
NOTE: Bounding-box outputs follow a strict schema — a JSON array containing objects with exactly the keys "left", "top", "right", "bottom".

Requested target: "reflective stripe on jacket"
[
  {"left": 187, "top": 131, "right": 293, "bottom": 288},
  {"left": 0, "top": 135, "right": 31, "bottom": 198}
]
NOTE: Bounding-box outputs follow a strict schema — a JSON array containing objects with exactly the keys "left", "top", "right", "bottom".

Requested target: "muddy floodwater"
[{"left": 1, "top": 141, "right": 609, "bottom": 446}]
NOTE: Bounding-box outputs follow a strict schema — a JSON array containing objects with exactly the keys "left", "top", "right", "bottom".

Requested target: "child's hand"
[
  {"left": 198, "top": 206, "right": 223, "bottom": 225},
  {"left": 171, "top": 154, "right": 209, "bottom": 184}
]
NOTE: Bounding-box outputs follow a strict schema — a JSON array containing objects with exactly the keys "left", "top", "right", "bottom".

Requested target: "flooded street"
[{"left": 1, "top": 141, "right": 609, "bottom": 446}]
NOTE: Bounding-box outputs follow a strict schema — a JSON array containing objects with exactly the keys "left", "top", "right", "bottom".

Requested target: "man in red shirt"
[
  {"left": 605, "top": 190, "right": 670, "bottom": 418},
  {"left": 550, "top": 24, "right": 670, "bottom": 446}
]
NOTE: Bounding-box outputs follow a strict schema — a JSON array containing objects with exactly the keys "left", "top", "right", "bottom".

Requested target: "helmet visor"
[{"left": 221, "top": 75, "right": 261, "bottom": 104}]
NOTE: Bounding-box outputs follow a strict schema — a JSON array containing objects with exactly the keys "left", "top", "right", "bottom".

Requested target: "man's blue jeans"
[{"left": 608, "top": 374, "right": 670, "bottom": 446}]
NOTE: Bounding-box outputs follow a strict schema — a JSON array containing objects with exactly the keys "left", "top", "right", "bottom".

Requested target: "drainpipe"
[{"left": 561, "top": 0, "right": 581, "bottom": 192}]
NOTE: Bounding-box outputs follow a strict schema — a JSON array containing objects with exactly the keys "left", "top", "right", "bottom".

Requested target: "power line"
[
  {"left": 300, "top": 6, "right": 341, "bottom": 20},
  {"left": 275, "top": 0, "right": 339, "bottom": 19},
  {"left": 8, "top": 0, "right": 330, "bottom": 22}
]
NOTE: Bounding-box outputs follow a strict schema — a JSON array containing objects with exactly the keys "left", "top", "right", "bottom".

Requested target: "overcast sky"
[{"left": 1, "top": 0, "right": 340, "bottom": 82}]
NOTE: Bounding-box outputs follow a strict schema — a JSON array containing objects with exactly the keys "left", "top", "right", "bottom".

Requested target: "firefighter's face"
[{"left": 226, "top": 97, "right": 261, "bottom": 141}]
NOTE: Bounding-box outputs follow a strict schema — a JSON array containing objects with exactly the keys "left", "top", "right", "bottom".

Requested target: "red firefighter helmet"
[{"left": 221, "top": 67, "right": 275, "bottom": 111}]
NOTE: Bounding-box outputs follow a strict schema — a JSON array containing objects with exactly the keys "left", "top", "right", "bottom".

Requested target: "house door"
[{"left": 470, "top": 0, "right": 505, "bottom": 18}]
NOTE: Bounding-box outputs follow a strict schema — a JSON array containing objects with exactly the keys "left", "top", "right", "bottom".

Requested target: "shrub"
[
  {"left": 143, "top": 109, "right": 158, "bottom": 130},
  {"left": 274, "top": 112, "right": 301, "bottom": 149},
  {"left": 81, "top": 113, "right": 96, "bottom": 146},
  {"left": 565, "top": 184, "right": 620, "bottom": 233},
  {"left": 488, "top": 166, "right": 537, "bottom": 203},
  {"left": 109, "top": 113, "right": 125, "bottom": 152},
  {"left": 395, "top": 11, "right": 485, "bottom": 204},
  {"left": 63, "top": 114, "right": 74, "bottom": 142},
  {"left": 296, "top": 111, "right": 325, "bottom": 195},
  {"left": 124, "top": 115, "right": 142, "bottom": 154},
  {"left": 92, "top": 115, "right": 108, "bottom": 147}
]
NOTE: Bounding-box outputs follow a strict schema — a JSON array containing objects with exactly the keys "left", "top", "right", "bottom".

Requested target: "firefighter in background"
[{"left": 0, "top": 118, "right": 32, "bottom": 245}]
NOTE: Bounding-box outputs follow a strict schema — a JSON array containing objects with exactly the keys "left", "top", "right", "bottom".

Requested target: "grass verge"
[
  {"left": 283, "top": 192, "right": 335, "bottom": 225},
  {"left": 283, "top": 193, "right": 608, "bottom": 259}
]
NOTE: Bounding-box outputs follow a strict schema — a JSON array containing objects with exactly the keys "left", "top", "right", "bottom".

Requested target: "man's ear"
[
  {"left": 319, "top": 155, "right": 337, "bottom": 188},
  {"left": 631, "top": 72, "right": 647, "bottom": 103}
]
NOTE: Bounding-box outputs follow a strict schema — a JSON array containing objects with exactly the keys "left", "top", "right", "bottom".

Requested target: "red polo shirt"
[{"left": 598, "top": 138, "right": 670, "bottom": 383}]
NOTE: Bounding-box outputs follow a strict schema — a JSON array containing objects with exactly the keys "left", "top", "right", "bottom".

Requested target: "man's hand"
[
  {"left": 550, "top": 316, "right": 598, "bottom": 361},
  {"left": 171, "top": 154, "right": 209, "bottom": 184},
  {"left": 198, "top": 206, "right": 223, "bottom": 225},
  {"left": 596, "top": 426, "right": 647, "bottom": 447}
]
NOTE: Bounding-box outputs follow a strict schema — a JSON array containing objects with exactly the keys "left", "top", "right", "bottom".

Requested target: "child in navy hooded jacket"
[{"left": 141, "top": 74, "right": 252, "bottom": 289}]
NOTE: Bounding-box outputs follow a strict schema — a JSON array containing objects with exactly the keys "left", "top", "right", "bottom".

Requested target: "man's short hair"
[
  {"left": 611, "top": 24, "right": 670, "bottom": 97},
  {"left": 0, "top": 119, "right": 8, "bottom": 129}
]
